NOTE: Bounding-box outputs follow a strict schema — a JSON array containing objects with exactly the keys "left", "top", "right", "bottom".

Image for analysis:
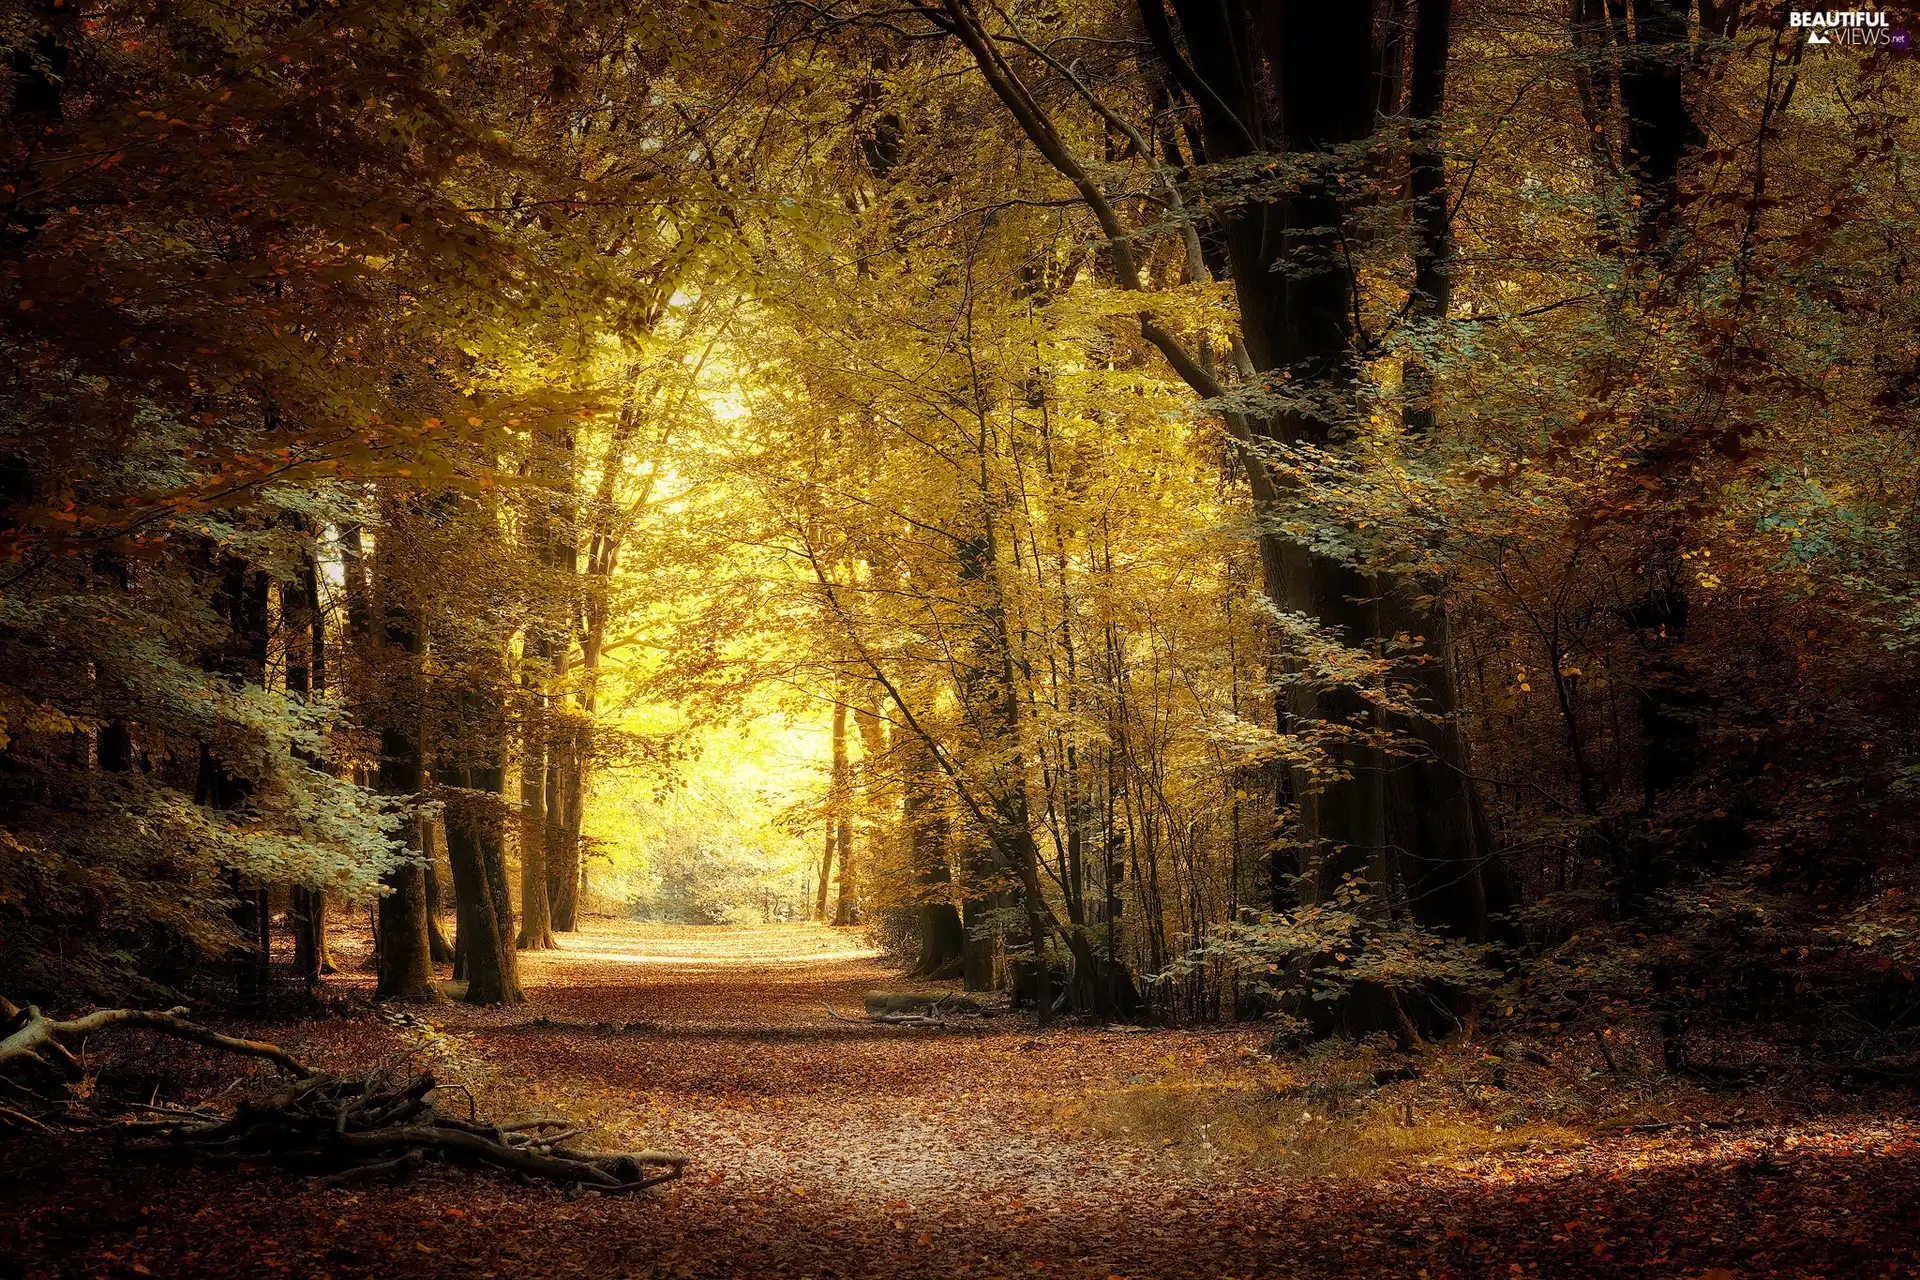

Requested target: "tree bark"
[
  {"left": 547, "top": 730, "right": 583, "bottom": 931},
  {"left": 1617, "top": 0, "right": 1700, "bottom": 242},
  {"left": 516, "top": 635, "right": 557, "bottom": 950},
  {"left": 372, "top": 510, "right": 439, "bottom": 1005},
  {"left": 376, "top": 721, "right": 439, "bottom": 1004},
  {"left": 814, "top": 820, "right": 836, "bottom": 923},
  {"left": 196, "top": 550, "right": 272, "bottom": 1000},
  {"left": 959, "top": 874, "right": 1002, "bottom": 994},
  {"left": 830, "top": 700, "right": 856, "bottom": 926},
  {"left": 479, "top": 818, "right": 524, "bottom": 999},
  {"left": 439, "top": 763, "right": 524, "bottom": 1006},
  {"left": 287, "top": 554, "right": 337, "bottom": 980},
  {"left": 905, "top": 738, "right": 965, "bottom": 977},
  {"left": 544, "top": 421, "right": 584, "bottom": 934},
  {"left": 291, "top": 888, "right": 330, "bottom": 985},
  {"left": 424, "top": 828, "right": 456, "bottom": 965}
]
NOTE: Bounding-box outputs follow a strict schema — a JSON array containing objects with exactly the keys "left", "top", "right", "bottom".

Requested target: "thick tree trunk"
[
  {"left": 376, "top": 724, "right": 439, "bottom": 1004},
  {"left": 440, "top": 762, "right": 524, "bottom": 1006},
  {"left": 905, "top": 741, "right": 965, "bottom": 978},
  {"left": 959, "top": 876, "right": 1002, "bottom": 994},
  {"left": 517, "top": 742, "right": 556, "bottom": 949},
  {"left": 1616, "top": 0, "right": 1699, "bottom": 242},
  {"left": 543, "top": 421, "right": 585, "bottom": 934},
  {"left": 372, "top": 514, "right": 438, "bottom": 1004},
  {"left": 376, "top": 869, "right": 437, "bottom": 1002},
  {"left": 1223, "top": 1, "right": 1499, "bottom": 947},
  {"left": 1400, "top": 0, "right": 1453, "bottom": 436},
  {"left": 480, "top": 820, "right": 524, "bottom": 999}
]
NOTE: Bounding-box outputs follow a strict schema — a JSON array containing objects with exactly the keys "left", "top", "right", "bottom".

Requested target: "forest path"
[{"left": 7, "top": 918, "right": 1918, "bottom": 1279}]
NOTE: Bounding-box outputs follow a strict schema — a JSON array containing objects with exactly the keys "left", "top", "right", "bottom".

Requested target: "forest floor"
[{"left": 4, "top": 918, "right": 1918, "bottom": 1279}]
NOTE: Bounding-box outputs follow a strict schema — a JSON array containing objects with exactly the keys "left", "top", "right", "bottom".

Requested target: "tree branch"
[{"left": 0, "top": 1004, "right": 315, "bottom": 1078}]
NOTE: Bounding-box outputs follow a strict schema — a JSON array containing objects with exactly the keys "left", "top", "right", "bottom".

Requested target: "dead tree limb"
[
  {"left": 129, "top": 1070, "right": 686, "bottom": 1194},
  {"left": 821, "top": 1003, "right": 960, "bottom": 1028},
  {"left": 0, "top": 1003, "right": 315, "bottom": 1079}
]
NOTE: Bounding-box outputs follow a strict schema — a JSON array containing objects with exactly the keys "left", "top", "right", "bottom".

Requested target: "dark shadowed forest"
[{"left": 2, "top": 1, "right": 1918, "bottom": 1277}]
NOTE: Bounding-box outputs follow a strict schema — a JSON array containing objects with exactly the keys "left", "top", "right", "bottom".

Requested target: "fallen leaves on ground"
[{"left": 3, "top": 918, "right": 1916, "bottom": 1278}]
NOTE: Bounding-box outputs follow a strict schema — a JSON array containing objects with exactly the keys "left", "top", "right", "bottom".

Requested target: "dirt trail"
[{"left": 4, "top": 919, "right": 1917, "bottom": 1279}]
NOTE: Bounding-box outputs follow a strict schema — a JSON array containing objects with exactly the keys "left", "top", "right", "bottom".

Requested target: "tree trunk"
[
  {"left": 372, "top": 512, "right": 439, "bottom": 1005},
  {"left": 291, "top": 887, "right": 331, "bottom": 985},
  {"left": 905, "top": 739, "right": 965, "bottom": 978},
  {"left": 1400, "top": 0, "right": 1453, "bottom": 436},
  {"left": 196, "top": 551, "right": 272, "bottom": 1001},
  {"left": 516, "top": 635, "right": 556, "bottom": 950},
  {"left": 286, "top": 553, "right": 337, "bottom": 980},
  {"left": 423, "top": 830, "right": 456, "bottom": 966},
  {"left": 375, "top": 865, "right": 437, "bottom": 1003},
  {"left": 1616, "top": 0, "right": 1699, "bottom": 242},
  {"left": 1201, "top": 0, "right": 1498, "bottom": 948},
  {"left": 960, "top": 874, "right": 1001, "bottom": 994},
  {"left": 517, "top": 747, "right": 556, "bottom": 948},
  {"left": 547, "top": 732, "right": 582, "bottom": 931},
  {"left": 830, "top": 701, "right": 856, "bottom": 926},
  {"left": 439, "top": 762, "right": 524, "bottom": 1006},
  {"left": 850, "top": 701, "right": 889, "bottom": 927},
  {"left": 376, "top": 723, "right": 439, "bottom": 1004},
  {"left": 814, "top": 821, "right": 836, "bottom": 923},
  {"left": 480, "top": 817, "right": 524, "bottom": 1000},
  {"left": 543, "top": 420, "right": 584, "bottom": 934}
]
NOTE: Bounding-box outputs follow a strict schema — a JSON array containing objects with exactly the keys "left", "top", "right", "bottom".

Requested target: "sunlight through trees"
[{"left": 3, "top": 0, "right": 1916, "bottom": 1048}]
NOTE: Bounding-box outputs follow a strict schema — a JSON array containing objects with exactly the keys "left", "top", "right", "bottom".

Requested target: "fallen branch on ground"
[
  {"left": 127, "top": 1070, "right": 687, "bottom": 1194},
  {"left": 822, "top": 1002, "right": 962, "bottom": 1028},
  {"left": 2, "top": 998, "right": 686, "bottom": 1193},
  {"left": 0, "top": 1001, "right": 315, "bottom": 1079}
]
